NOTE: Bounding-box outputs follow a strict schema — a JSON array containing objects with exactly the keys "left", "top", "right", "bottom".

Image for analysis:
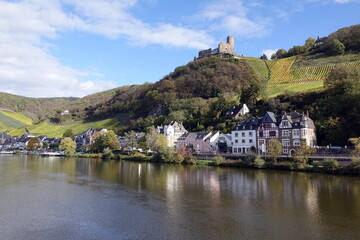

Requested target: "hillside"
[{"left": 1, "top": 24, "right": 359, "bottom": 141}]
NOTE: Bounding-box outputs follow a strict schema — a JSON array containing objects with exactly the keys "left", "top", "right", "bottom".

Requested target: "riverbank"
[{"left": 5, "top": 151, "right": 360, "bottom": 176}]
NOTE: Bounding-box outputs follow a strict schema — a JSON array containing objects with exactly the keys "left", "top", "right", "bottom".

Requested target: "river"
[{"left": 0, "top": 155, "right": 359, "bottom": 240}]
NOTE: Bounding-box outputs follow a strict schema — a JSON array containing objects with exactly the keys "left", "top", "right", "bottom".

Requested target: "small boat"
[
  {"left": 41, "top": 151, "right": 65, "bottom": 157},
  {"left": 0, "top": 150, "right": 14, "bottom": 154}
]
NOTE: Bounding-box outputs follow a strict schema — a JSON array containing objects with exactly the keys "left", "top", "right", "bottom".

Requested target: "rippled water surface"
[{"left": 1, "top": 155, "right": 360, "bottom": 240}]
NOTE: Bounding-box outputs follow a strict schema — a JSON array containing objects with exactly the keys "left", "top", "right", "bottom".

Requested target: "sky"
[{"left": 0, "top": 0, "right": 359, "bottom": 98}]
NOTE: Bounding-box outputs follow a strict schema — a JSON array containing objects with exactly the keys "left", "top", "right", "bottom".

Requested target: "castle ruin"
[{"left": 197, "top": 36, "right": 235, "bottom": 59}]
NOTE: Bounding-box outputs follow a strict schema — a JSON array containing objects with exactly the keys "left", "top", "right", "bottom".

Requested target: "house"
[
  {"left": 225, "top": 104, "right": 249, "bottom": 118},
  {"left": 157, "top": 121, "right": 188, "bottom": 147},
  {"left": 279, "top": 111, "right": 317, "bottom": 155},
  {"left": 73, "top": 128, "right": 108, "bottom": 150},
  {"left": 256, "top": 111, "right": 316, "bottom": 155},
  {"left": 213, "top": 133, "right": 232, "bottom": 153},
  {"left": 232, "top": 117, "right": 259, "bottom": 154},
  {"left": 176, "top": 132, "right": 197, "bottom": 151},
  {"left": 257, "top": 111, "right": 279, "bottom": 154}
]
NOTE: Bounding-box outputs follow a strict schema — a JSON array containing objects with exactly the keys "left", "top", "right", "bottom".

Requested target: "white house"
[
  {"left": 232, "top": 117, "right": 259, "bottom": 154},
  {"left": 157, "top": 121, "right": 188, "bottom": 147}
]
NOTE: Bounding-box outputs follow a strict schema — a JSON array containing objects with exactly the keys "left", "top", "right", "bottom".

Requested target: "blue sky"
[{"left": 0, "top": 0, "right": 359, "bottom": 98}]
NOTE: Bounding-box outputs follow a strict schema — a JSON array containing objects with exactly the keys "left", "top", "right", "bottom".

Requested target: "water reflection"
[{"left": 1, "top": 155, "right": 360, "bottom": 239}]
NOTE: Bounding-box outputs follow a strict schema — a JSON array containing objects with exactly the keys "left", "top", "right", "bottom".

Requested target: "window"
[
  {"left": 282, "top": 139, "right": 290, "bottom": 146},
  {"left": 249, "top": 132, "right": 253, "bottom": 137},
  {"left": 259, "top": 140, "right": 265, "bottom": 145},
  {"left": 249, "top": 139, "right": 253, "bottom": 143},
  {"left": 283, "top": 149, "right": 288, "bottom": 154},
  {"left": 302, "top": 129, "right": 308, "bottom": 137},
  {"left": 293, "top": 129, "right": 300, "bottom": 138},
  {"left": 235, "top": 132, "right": 238, "bottom": 137},
  {"left": 259, "top": 131, "right": 264, "bottom": 137},
  {"left": 282, "top": 121, "right": 289, "bottom": 127},
  {"left": 294, "top": 140, "right": 301, "bottom": 146},
  {"left": 269, "top": 131, "right": 276, "bottom": 137},
  {"left": 241, "top": 132, "right": 245, "bottom": 137},
  {"left": 235, "top": 140, "right": 238, "bottom": 144},
  {"left": 234, "top": 148, "right": 237, "bottom": 153},
  {"left": 282, "top": 130, "right": 289, "bottom": 137},
  {"left": 242, "top": 139, "right": 245, "bottom": 143}
]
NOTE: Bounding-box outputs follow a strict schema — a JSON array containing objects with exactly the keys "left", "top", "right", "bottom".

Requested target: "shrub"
[
  {"left": 130, "top": 152, "right": 147, "bottom": 161},
  {"left": 184, "top": 154, "right": 196, "bottom": 164},
  {"left": 253, "top": 157, "right": 265, "bottom": 168},
  {"left": 244, "top": 153, "right": 265, "bottom": 168},
  {"left": 213, "top": 156, "right": 225, "bottom": 166},
  {"left": 323, "top": 158, "right": 339, "bottom": 171},
  {"left": 102, "top": 147, "right": 115, "bottom": 159}
]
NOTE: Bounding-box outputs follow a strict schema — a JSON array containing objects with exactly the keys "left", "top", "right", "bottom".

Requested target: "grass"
[
  {"left": 267, "top": 81, "right": 324, "bottom": 97},
  {"left": 9, "top": 118, "right": 121, "bottom": 137}
]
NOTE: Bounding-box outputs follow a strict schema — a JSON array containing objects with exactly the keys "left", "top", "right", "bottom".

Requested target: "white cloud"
[
  {"left": 0, "top": 0, "right": 215, "bottom": 98},
  {"left": 262, "top": 49, "right": 278, "bottom": 60},
  {"left": 334, "top": 0, "right": 350, "bottom": 3},
  {"left": 196, "top": 0, "right": 271, "bottom": 38}
]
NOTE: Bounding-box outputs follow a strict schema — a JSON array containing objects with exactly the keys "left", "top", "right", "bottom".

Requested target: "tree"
[
  {"left": 63, "top": 129, "right": 74, "bottom": 138},
  {"left": 324, "top": 65, "right": 360, "bottom": 95},
  {"left": 59, "top": 137, "right": 76, "bottom": 155},
  {"left": 91, "top": 130, "right": 120, "bottom": 153},
  {"left": 326, "top": 39, "right": 345, "bottom": 56},
  {"left": 349, "top": 137, "right": 360, "bottom": 162},
  {"left": 260, "top": 54, "right": 268, "bottom": 60},
  {"left": 27, "top": 137, "right": 41, "bottom": 150},
  {"left": 304, "top": 37, "right": 316, "bottom": 51},
  {"left": 267, "top": 139, "right": 282, "bottom": 162},
  {"left": 145, "top": 126, "right": 168, "bottom": 152},
  {"left": 294, "top": 142, "right": 316, "bottom": 164},
  {"left": 124, "top": 130, "right": 138, "bottom": 152},
  {"left": 275, "top": 49, "right": 287, "bottom": 59}
]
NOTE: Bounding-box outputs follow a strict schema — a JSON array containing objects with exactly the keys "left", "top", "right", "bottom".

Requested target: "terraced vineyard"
[
  {"left": 0, "top": 110, "right": 33, "bottom": 132},
  {"left": 266, "top": 58, "right": 360, "bottom": 84},
  {"left": 244, "top": 57, "right": 269, "bottom": 82},
  {"left": 9, "top": 118, "right": 121, "bottom": 138}
]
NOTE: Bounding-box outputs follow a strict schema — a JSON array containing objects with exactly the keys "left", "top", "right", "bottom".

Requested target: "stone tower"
[{"left": 218, "top": 36, "right": 235, "bottom": 55}]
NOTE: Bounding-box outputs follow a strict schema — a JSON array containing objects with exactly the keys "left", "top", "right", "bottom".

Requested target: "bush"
[
  {"left": 213, "top": 156, "right": 225, "bottom": 166},
  {"left": 130, "top": 152, "right": 148, "bottom": 161},
  {"left": 244, "top": 153, "right": 265, "bottom": 168},
  {"left": 102, "top": 147, "right": 115, "bottom": 159},
  {"left": 253, "top": 157, "right": 265, "bottom": 168},
  {"left": 323, "top": 158, "right": 339, "bottom": 171},
  {"left": 184, "top": 154, "right": 196, "bottom": 164}
]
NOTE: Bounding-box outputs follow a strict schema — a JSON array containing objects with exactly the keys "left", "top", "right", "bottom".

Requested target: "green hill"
[{"left": 1, "top": 24, "right": 359, "bottom": 138}]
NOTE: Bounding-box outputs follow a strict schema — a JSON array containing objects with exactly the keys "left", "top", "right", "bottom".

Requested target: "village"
[{"left": 0, "top": 104, "right": 348, "bottom": 159}]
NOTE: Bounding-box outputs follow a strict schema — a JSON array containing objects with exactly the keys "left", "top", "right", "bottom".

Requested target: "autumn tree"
[
  {"left": 124, "top": 130, "right": 138, "bottom": 151},
  {"left": 59, "top": 137, "right": 76, "bottom": 155},
  {"left": 349, "top": 137, "right": 360, "bottom": 162},
  {"left": 27, "top": 137, "right": 41, "bottom": 150},
  {"left": 145, "top": 126, "right": 168, "bottom": 152},
  {"left": 91, "top": 130, "right": 120, "bottom": 153},
  {"left": 294, "top": 142, "right": 316, "bottom": 164},
  {"left": 267, "top": 139, "right": 282, "bottom": 162},
  {"left": 63, "top": 129, "right": 74, "bottom": 138}
]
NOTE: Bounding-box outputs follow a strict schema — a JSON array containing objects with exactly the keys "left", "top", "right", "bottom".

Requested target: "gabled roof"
[
  {"left": 233, "top": 117, "right": 260, "bottom": 131},
  {"left": 261, "top": 111, "right": 277, "bottom": 123}
]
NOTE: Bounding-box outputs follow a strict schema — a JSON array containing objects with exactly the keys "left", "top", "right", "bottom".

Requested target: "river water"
[{"left": 0, "top": 155, "right": 359, "bottom": 240}]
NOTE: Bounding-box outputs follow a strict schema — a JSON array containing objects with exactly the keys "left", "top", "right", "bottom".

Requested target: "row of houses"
[
  {"left": 0, "top": 132, "right": 60, "bottom": 150},
  {"left": 160, "top": 111, "right": 316, "bottom": 156}
]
